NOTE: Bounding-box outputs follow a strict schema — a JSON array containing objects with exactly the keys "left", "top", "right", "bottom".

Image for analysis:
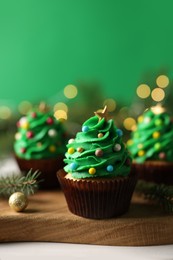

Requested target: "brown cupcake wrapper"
[
  {"left": 57, "top": 170, "right": 138, "bottom": 219},
  {"left": 132, "top": 161, "right": 173, "bottom": 185},
  {"left": 14, "top": 154, "right": 65, "bottom": 190}
]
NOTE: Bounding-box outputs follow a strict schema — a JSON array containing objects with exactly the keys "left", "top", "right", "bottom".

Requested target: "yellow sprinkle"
[
  {"left": 138, "top": 150, "right": 145, "bottom": 157},
  {"left": 15, "top": 133, "right": 21, "bottom": 140},
  {"left": 37, "top": 142, "right": 42, "bottom": 147},
  {"left": 88, "top": 167, "right": 96, "bottom": 175},
  {"left": 153, "top": 131, "right": 160, "bottom": 139},
  {"left": 127, "top": 139, "right": 133, "bottom": 146},
  {"left": 98, "top": 133, "right": 103, "bottom": 138},
  {"left": 138, "top": 116, "right": 143, "bottom": 123},
  {"left": 68, "top": 147, "right": 75, "bottom": 154},
  {"left": 49, "top": 145, "right": 56, "bottom": 153},
  {"left": 21, "top": 122, "right": 29, "bottom": 129}
]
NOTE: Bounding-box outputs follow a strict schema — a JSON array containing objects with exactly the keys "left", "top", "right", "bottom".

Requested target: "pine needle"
[
  {"left": 135, "top": 180, "right": 173, "bottom": 214},
  {"left": 0, "top": 169, "right": 41, "bottom": 198}
]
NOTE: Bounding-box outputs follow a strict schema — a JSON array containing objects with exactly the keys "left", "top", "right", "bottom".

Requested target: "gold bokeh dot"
[
  {"left": 0, "top": 106, "right": 12, "bottom": 119},
  {"left": 103, "top": 99, "right": 116, "bottom": 112},
  {"left": 151, "top": 88, "right": 165, "bottom": 102},
  {"left": 64, "top": 84, "right": 78, "bottom": 99},
  {"left": 18, "top": 101, "right": 32, "bottom": 115},
  {"left": 156, "top": 75, "right": 169, "bottom": 88},
  {"left": 54, "top": 102, "right": 68, "bottom": 113},
  {"left": 136, "top": 84, "right": 151, "bottom": 99},
  {"left": 54, "top": 110, "right": 67, "bottom": 120},
  {"left": 123, "top": 117, "right": 136, "bottom": 131}
]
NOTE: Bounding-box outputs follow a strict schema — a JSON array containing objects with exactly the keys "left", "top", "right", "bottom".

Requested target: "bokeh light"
[
  {"left": 53, "top": 102, "right": 68, "bottom": 113},
  {"left": 0, "top": 106, "right": 12, "bottom": 119},
  {"left": 123, "top": 117, "right": 136, "bottom": 130},
  {"left": 64, "top": 84, "right": 78, "bottom": 99},
  {"left": 103, "top": 98, "right": 116, "bottom": 112},
  {"left": 136, "top": 84, "right": 151, "bottom": 99},
  {"left": 156, "top": 75, "right": 169, "bottom": 88},
  {"left": 54, "top": 109, "right": 67, "bottom": 120},
  {"left": 151, "top": 88, "right": 165, "bottom": 102},
  {"left": 18, "top": 101, "right": 32, "bottom": 115}
]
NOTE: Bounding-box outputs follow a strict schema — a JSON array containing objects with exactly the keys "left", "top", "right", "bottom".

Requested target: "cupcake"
[
  {"left": 57, "top": 106, "right": 137, "bottom": 219},
  {"left": 14, "top": 102, "right": 67, "bottom": 189},
  {"left": 127, "top": 104, "right": 173, "bottom": 185}
]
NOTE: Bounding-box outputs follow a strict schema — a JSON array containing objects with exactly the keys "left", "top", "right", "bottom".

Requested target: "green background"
[{"left": 0, "top": 0, "right": 173, "bottom": 107}]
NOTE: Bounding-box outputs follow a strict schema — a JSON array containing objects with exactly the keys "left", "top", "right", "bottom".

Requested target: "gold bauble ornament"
[{"left": 9, "top": 192, "right": 28, "bottom": 212}]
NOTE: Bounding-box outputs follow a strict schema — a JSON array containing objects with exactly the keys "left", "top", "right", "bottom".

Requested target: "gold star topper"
[
  {"left": 94, "top": 106, "right": 108, "bottom": 121},
  {"left": 150, "top": 104, "right": 166, "bottom": 115}
]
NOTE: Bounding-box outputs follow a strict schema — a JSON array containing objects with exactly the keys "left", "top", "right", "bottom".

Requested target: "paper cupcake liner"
[
  {"left": 57, "top": 170, "right": 138, "bottom": 219},
  {"left": 15, "top": 155, "right": 65, "bottom": 190},
  {"left": 132, "top": 161, "right": 173, "bottom": 185}
]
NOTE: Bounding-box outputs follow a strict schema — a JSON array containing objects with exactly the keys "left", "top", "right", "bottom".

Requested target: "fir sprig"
[
  {"left": 0, "top": 169, "right": 41, "bottom": 198},
  {"left": 136, "top": 180, "right": 173, "bottom": 214}
]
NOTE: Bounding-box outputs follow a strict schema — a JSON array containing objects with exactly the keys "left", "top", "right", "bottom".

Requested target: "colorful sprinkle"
[
  {"left": 82, "top": 125, "right": 89, "bottom": 132},
  {"left": 138, "top": 116, "right": 143, "bottom": 123},
  {"left": 49, "top": 145, "right": 56, "bottom": 152},
  {"left": 46, "top": 117, "right": 54, "bottom": 124},
  {"left": 68, "top": 138, "right": 75, "bottom": 144},
  {"left": 26, "top": 131, "right": 34, "bottom": 139},
  {"left": 144, "top": 117, "right": 151, "bottom": 123},
  {"left": 106, "top": 165, "right": 114, "bottom": 172},
  {"left": 68, "top": 147, "right": 75, "bottom": 154},
  {"left": 98, "top": 133, "right": 103, "bottom": 138},
  {"left": 138, "top": 150, "right": 145, "bottom": 157},
  {"left": 15, "top": 133, "right": 21, "bottom": 140},
  {"left": 127, "top": 139, "right": 133, "bottom": 146},
  {"left": 31, "top": 112, "right": 37, "bottom": 118},
  {"left": 114, "top": 144, "right": 121, "bottom": 152},
  {"left": 20, "top": 147, "right": 26, "bottom": 153},
  {"left": 48, "top": 129, "right": 57, "bottom": 137},
  {"left": 95, "top": 149, "right": 103, "bottom": 157},
  {"left": 152, "top": 131, "right": 160, "bottom": 139},
  {"left": 88, "top": 167, "right": 96, "bottom": 175},
  {"left": 37, "top": 142, "right": 42, "bottom": 147},
  {"left": 77, "top": 147, "right": 84, "bottom": 153},
  {"left": 116, "top": 129, "right": 123, "bottom": 137},
  {"left": 159, "top": 152, "right": 166, "bottom": 159},
  {"left": 154, "top": 143, "right": 161, "bottom": 150},
  {"left": 137, "top": 143, "right": 143, "bottom": 149},
  {"left": 155, "top": 119, "right": 162, "bottom": 126},
  {"left": 19, "top": 117, "right": 29, "bottom": 129},
  {"left": 70, "top": 162, "right": 78, "bottom": 171}
]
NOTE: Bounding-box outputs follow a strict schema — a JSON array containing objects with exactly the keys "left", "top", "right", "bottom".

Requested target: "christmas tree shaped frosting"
[
  {"left": 64, "top": 106, "right": 131, "bottom": 178},
  {"left": 14, "top": 103, "right": 66, "bottom": 159},
  {"left": 127, "top": 104, "right": 173, "bottom": 163}
]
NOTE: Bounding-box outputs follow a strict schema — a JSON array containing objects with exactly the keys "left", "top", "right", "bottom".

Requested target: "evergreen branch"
[
  {"left": 0, "top": 169, "right": 41, "bottom": 198},
  {"left": 135, "top": 180, "right": 173, "bottom": 214}
]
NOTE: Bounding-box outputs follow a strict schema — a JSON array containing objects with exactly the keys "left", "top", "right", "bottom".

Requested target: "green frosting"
[
  {"left": 127, "top": 107, "right": 173, "bottom": 163},
  {"left": 14, "top": 109, "right": 66, "bottom": 159},
  {"left": 64, "top": 115, "right": 131, "bottom": 179}
]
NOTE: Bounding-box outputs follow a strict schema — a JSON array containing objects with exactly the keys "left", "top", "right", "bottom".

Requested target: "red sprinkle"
[
  {"left": 46, "top": 117, "right": 54, "bottom": 124},
  {"left": 26, "top": 131, "right": 34, "bottom": 139}
]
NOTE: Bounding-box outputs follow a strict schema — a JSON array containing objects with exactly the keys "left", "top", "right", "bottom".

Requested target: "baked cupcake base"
[
  {"left": 14, "top": 155, "right": 65, "bottom": 190},
  {"left": 132, "top": 161, "right": 173, "bottom": 185},
  {"left": 57, "top": 169, "right": 138, "bottom": 219}
]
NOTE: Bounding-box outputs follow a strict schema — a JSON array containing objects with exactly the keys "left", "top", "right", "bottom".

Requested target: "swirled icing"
[
  {"left": 14, "top": 109, "right": 66, "bottom": 159},
  {"left": 64, "top": 115, "right": 131, "bottom": 179},
  {"left": 127, "top": 107, "right": 173, "bottom": 163}
]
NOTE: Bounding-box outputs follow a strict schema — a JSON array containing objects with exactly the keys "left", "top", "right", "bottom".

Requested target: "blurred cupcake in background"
[
  {"left": 14, "top": 102, "right": 67, "bottom": 189},
  {"left": 127, "top": 104, "right": 173, "bottom": 185}
]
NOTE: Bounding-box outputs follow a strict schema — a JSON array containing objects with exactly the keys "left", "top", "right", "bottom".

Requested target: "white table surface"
[{"left": 0, "top": 157, "right": 173, "bottom": 260}]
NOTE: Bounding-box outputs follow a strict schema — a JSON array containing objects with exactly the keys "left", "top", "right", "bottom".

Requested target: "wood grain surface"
[{"left": 0, "top": 191, "right": 173, "bottom": 246}]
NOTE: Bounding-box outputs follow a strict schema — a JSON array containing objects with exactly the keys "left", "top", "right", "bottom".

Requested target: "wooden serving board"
[{"left": 0, "top": 190, "right": 173, "bottom": 246}]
